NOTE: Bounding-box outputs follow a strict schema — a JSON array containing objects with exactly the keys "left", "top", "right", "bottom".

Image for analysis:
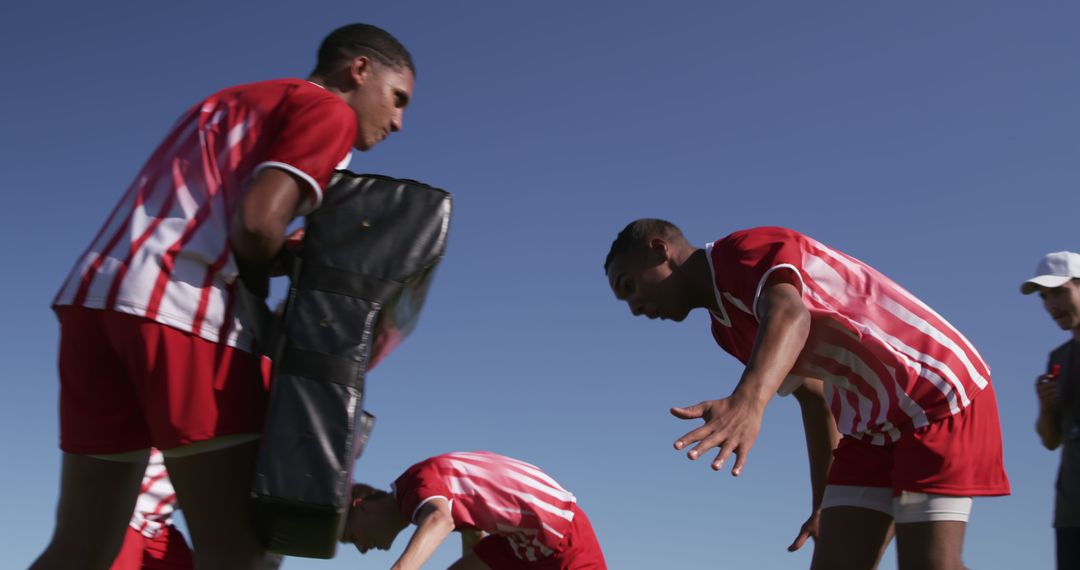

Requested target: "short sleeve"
[
  {"left": 393, "top": 459, "right": 454, "bottom": 524},
  {"left": 254, "top": 86, "right": 356, "bottom": 215},
  {"left": 713, "top": 227, "right": 807, "bottom": 320}
]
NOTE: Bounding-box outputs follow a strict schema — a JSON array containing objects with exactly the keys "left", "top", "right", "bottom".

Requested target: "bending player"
[
  {"left": 34, "top": 23, "right": 415, "bottom": 570},
  {"left": 110, "top": 449, "right": 193, "bottom": 570},
  {"left": 342, "top": 451, "right": 607, "bottom": 569},
  {"left": 603, "top": 220, "right": 1009, "bottom": 570}
]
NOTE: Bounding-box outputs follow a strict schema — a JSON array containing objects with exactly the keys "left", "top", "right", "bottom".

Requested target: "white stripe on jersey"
[
  {"left": 877, "top": 295, "right": 986, "bottom": 391},
  {"left": 802, "top": 254, "right": 967, "bottom": 408},
  {"left": 893, "top": 381, "right": 929, "bottom": 432},
  {"left": 452, "top": 452, "right": 577, "bottom": 504},
  {"left": 447, "top": 475, "right": 576, "bottom": 522},
  {"left": 810, "top": 243, "right": 989, "bottom": 388},
  {"left": 445, "top": 457, "right": 576, "bottom": 504},
  {"left": 723, "top": 292, "right": 753, "bottom": 316}
]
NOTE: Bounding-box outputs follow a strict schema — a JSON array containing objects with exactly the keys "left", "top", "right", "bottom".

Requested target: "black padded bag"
[{"left": 246, "top": 172, "right": 451, "bottom": 558}]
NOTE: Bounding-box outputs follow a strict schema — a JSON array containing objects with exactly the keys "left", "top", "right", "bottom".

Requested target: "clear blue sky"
[{"left": 2, "top": 1, "right": 1078, "bottom": 568}]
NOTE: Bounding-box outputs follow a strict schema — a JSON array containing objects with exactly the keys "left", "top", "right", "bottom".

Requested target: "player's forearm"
[
  {"left": 392, "top": 511, "right": 456, "bottom": 570},
  {"left": 794, "top": 379, "right": 839, "bottom": 509},
  {"left": 1036, "top": 409, "right": 1062, "bottom": 450}
]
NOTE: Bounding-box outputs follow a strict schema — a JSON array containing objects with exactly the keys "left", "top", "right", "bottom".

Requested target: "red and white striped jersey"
[
  {"left": 393, "top": 451, "right": 578, "bottom": 561},
  {"left": 130, "top": 449, "right": 177, "bottom": 538},
  {"left": 707, "top": 227, "right": 991, "bottom": 445},
  {"left": 53, "top": 79, "right": 356, "bottom": 350}
]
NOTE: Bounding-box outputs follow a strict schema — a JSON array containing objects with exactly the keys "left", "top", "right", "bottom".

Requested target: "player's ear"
[
  {"left": 647, "top": 237, "right": 670, "bottom": 262},
  {"left": 347, "top": 55, "right": 374, "bottom": 87}
]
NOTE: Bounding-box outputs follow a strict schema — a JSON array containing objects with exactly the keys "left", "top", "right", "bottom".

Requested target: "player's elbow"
[
  {"left": 1038, "top": 430, "right": 1062, "bottom": 451},
  {"left": 1036, "top": 422, "right": 1062, "bottom": 450},
  {"left": 793, "top": 379, "right": 826, "bottom": 407}
]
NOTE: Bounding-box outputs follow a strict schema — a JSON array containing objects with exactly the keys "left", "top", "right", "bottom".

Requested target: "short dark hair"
[
  {"left": 351, "top": 483, "right": 391, "bottom": 503},
  {"left": 314, "top": 23, "right": 415, "bottom": 76},
  {"left": 603, "top": 218, "right": 686, "bottom": 273}
]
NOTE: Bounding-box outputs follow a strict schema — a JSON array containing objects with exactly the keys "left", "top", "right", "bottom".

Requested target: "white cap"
[{"left": 1020, "top": 251, "right": 1080, "bottom": 294}]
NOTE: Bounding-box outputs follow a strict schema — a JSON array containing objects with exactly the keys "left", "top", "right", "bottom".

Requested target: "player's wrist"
[{"left": 731, "top": 381, "right": 772, "bottom": 410}]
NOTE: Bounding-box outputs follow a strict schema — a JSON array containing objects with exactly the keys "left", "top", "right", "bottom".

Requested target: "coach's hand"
[
  {"left": 671, "top": 393, "right": 765, "bottom": 476},
  {"left": 787, "top": 510, "right": 820, "bottom": 552},
  {"left": 1035, "top": 374, "right": 1060, "bottom": 411}
]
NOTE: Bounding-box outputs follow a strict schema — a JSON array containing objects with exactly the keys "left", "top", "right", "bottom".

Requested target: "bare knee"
[
  {"left": 895, "top": 521, "right": 967, "bottom": 570},
  {"left": 811, "top": 507, "right": 894, "bottom": 570}
]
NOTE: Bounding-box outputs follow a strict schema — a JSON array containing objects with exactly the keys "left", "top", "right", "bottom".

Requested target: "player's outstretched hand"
[
  {"left": 787, "top": 510, "right": 820, "bottom": 552},
  {"left": 671, "top": 395, "right": 765, "bottom": 476}
]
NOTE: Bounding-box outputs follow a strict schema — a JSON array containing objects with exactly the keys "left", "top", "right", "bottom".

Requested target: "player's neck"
[
  {"left": 683, "top": 248, "right": 718, "bottom": 311},
  {"left": 306, "top": 73, "right": 347, "bottom": 96}
]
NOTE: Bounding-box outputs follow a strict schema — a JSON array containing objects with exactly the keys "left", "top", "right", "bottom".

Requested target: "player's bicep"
[
  {"left": 755, "top": 280, "right": 807, "bottom": 323},
  {"left": 239, "top": 168, "right": 306, "bottom": 227},
  {"left": 413, "top": 496, "right": 452, "bottom": 525}
]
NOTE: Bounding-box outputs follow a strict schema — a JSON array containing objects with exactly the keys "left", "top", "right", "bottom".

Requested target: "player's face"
[
  {"left": 342, "top": 501, "right": 396, "bottom": 553},
  {"left": 1039, "top": 280, "right": 1080, "bottom": 332},
  {"left": 607, "top": 246, "right": 690, "bottom": 322},
  {"left": 350, "top": 61, "right": 415, "bottom": 151}
]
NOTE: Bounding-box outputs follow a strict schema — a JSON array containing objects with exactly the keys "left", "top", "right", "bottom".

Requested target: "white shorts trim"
[
  {"left": 893, "top": 492, "right": 972, "bottom": 524},
  {"left": 87, "top": 448, "right": 152, "bottom": 463},
  {"left": 160, "top": 433, "right": 262, "bottom": 458},
  {"left": 821, "top": 485, "right": 893, "bottom": 516},
  {"left": 821, "top": 485, "right": 973, "bottom": 523}
]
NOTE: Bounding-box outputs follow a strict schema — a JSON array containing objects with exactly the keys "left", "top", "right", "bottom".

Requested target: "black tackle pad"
[{"left": 248, "top": 172, "right": 451, "bottom": 558}]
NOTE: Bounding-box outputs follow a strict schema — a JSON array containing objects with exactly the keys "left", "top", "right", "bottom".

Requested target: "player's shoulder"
[
  {"left": 1050, "top": 340, "right": 1076, "bottom": 362},
  {"left": 722, "top": 226, "right": 804, "bottom": 244},
  {"left": 207, "top": 78, "right": 345, "bottom": 108},
  {"left": 713, "top": 226, "right": 808, "bottom": 257}
]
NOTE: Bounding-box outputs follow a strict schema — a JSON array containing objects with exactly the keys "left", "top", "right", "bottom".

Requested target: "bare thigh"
[
  {"left": 163, "top": 440, "right": 266, "bottom": 570},
  {"left": 30, "top": 453, "right": 147, "bottom": 570},
  {"left": 895, "top": 521, "right": 966, "bottom": 570},
  {"left": 811, "top": 506, "right": 895, "bottom": 570}
]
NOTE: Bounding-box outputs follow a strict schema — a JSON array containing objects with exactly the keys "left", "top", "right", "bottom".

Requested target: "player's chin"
[
  {"left": 667, "top": 310, "right": 690, "bottom": 322},
  {"left": 353, "top": 137, "right": 377, "bottom": 152}
]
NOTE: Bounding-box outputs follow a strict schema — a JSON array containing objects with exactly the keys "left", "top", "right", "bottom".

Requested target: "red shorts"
[
  {"left": 110, "top": 524, "right": 194, "bottom": 570},
  {"left": 826, "top": 383, "right": 1011, "bottom": 496},
  {"left": 58, "top": 306, "right": 268, "bottom": 454},
  {"left": 474, "top": 504, "right": 607, "bottom": 569}
]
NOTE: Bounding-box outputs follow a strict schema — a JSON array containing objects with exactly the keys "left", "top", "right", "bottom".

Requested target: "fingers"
[
  {"left": 1036, "top": 382, "right": 1059, "bottom": 404},
  {"left": 670, "top": 403, "right": 706, "bottom": 420},
  {"left": 709, "top": 444, "right": 742, "bottom": 474},
  {"left": 787, "top": 528, "right": 811, "bottom": 552},
  {"left": 731, "top": 446, "right": 749, "bottom": 476},
  {"left": 674, "top": 424, "right": 714, "bottom": 452}
]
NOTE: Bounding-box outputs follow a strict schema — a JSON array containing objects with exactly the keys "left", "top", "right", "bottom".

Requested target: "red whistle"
[{"left": 1048, "top": 364, "right": 1062, "bottom": 382}]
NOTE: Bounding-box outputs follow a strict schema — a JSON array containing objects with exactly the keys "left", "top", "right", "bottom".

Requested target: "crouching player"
[
  {"left": 111, "top": 449, "right": 193, "bottom": 569},
  {"left": 604, "top": 220, "right": 1010, "bottom": 570},
  {"left": 342, "top": 451, "right": 607, "bottom": 569}
]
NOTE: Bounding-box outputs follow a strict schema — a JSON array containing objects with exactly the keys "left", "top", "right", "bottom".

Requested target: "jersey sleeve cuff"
[
  {"left": 752, "top": 263, "right": 804, "bottom": 321},
  {"left": 252, "top": 161, "right": 323, "bottom": 215},
  {"left": 411, "top": 496, "right": 453, "bottom": 524}
]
